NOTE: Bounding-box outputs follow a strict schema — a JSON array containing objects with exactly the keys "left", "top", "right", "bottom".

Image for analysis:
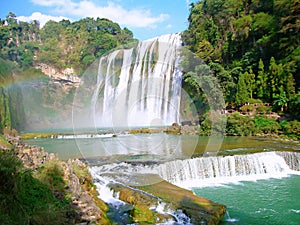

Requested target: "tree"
[
  {"left": 256, "top": 59, "right": 266, "bottom": 99},
  {"left": 236, "top": 72, "right": 249, "bottom": 105},
  {"left": 245, "top": 68, "right": 255, "bottom": 99},
  {"left": 5, "top": 12, "right": 17, "bottom": 26},
  {"left": 273, "top": 91, "right": 288, "bottom": 112}
]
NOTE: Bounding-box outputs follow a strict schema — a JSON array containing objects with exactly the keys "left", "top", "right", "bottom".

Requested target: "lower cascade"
[
  {"left": 90, "top": 151, "right": 300, "bottom": 188},
  {"left": 89, "top": 151, "right": 299, "bottom": 223},
  {"left": 156, "top": 151, "right": 300, "bottom": 187}
]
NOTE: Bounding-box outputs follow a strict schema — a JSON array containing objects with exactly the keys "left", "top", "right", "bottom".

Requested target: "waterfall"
[
  {"left": 276, "top": 151, "right": 300, "bottom": 171},
  {"left": 89, "top": 151, "right": 300, "bottom": 188},
  {"left": 155, "top": 151, "right": 300, "bottom": 187},
  {"left": 91, "top": 34, "right": 182, "bottom": 127}
]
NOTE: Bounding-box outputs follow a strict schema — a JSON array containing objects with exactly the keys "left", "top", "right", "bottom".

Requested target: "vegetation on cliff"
[
  {"left": 0, "top": 13, "right": 135, "bottom": 132},
  {"left": 0, "top": 132, "right": 110, "bottom": 224},
  {"left": 0, "top": 12, "right": 135, "bottom": 72},
  {"left": 182, "top": 0, "right": 300, "bottom": 119}
]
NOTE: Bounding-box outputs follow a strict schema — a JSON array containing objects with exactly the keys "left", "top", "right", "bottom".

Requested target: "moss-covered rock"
[
  {"left": 109, "top": 180, "right": 226, "bottom": 225},
  {"left": 138, "top": 181, "right": 226, "bottom": 225},
  {"left": 109, "top": 182, "right": 173, "bottom": 224},
  {"left": 164, "top": 123, "right": 181, "bottom": 135}
]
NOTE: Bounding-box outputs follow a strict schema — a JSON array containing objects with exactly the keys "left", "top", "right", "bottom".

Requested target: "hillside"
[
  {"left": 0, "top": 13, "right": 135, "bottom": 132},
  {"left": 182, "top": 0, "right": 299, "bottom": 117}
]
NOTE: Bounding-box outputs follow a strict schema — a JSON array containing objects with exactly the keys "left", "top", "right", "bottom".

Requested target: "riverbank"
[
  {"left": 1, "top": 132, "right": 110, "bottom": 224},
  {"left": 1, "top": 131, "right": 227, "bottom": 224}
]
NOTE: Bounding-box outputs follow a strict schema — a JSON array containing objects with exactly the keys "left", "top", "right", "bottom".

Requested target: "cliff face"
[{"left": 35, "top": 63, "right": 81, "bottom": 88}]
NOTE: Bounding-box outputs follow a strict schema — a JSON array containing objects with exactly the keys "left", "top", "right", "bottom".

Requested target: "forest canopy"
[
  {"left": 182, "top": 0, "right": 300, "bottom": 116},
  {"left": 0, "top": 12, "right": 135, "bottom": 73}
]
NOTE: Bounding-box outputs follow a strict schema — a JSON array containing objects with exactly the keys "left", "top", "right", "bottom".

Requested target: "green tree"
[
  {"left": 273, "top": 91, "right": 288, "bottom": 112},
  {"left": 256, "top": 58, "right": 266, "bottom": 99},
  {"left": 245, "top": 68, "right": 255, "bottom": 99},
  {"left": 236, "top": 72, "right": 250, "bottom": 104}
]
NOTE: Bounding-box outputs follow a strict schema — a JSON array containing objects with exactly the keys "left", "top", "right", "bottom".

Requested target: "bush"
[
  {"left": 198, "top": 111, "right": 226, "bottom": 135},
  {"left": 247, "top": 98, "right": 263, "bottom": 104},
  {"left": 256, "top": 105, "right": 271, "bottom": 114},
  {"left": 254, "top": 116, "right": 280, "bottom": 134},
  {"left": 35, "top": 160, "right": 66, "bottom": 193},
  {"left": 240, "top": 104, "right": 254, "bottom": 113},
  {"left": 280, "top": 120, "right": 300, "bottom": 139},
  {"left": 226, "top": 112, "right": 256, "bottom": 136}
]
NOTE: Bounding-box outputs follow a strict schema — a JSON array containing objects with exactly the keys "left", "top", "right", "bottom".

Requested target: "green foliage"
[
  {"left": 0, "top": 12, "right": 134, "bottom": 73},
  {"left": 253, "top": 116, "right": 280, "bottom": 134},
  {"left": 35, "top": 160, "right": 66, "bottom": 193},
  {"left": 0, "top": 150, "right": 70, "bottom": 224},
  {"left": 289, "top": 90, "right": 300, "bottom": 118},
  {"left": 236, "top": 72, "right": 249, "bottom": 105},
  {"left": 183, "top": 0, "right": 299, "bottom": 111},
  {"left": 280, "top": 120, "right": 300, "bottom": 138},
  {"left": 226, "top": 112, "right": 256, "bottom": 136},
  {"left": 198, "top": 110, "right": 227, "bottom": 135},
  {"left": 273, "top": 91, "right": 288, "bottom": 112}
]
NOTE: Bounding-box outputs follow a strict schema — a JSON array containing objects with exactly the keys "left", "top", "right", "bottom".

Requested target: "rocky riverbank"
[{"left": 2, "top": 133, "right": 110, "bottom": 224}]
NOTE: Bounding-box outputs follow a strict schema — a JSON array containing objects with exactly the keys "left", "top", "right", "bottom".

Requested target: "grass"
[
  {"left": 0, "top": 149, "right": 72, "bottom": 225},
  {"left": 0, "top": 134, "right": 12, "bottom": 149}
]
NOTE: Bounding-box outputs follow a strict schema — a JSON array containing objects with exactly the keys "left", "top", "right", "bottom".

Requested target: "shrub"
[
  {"left": 240, "top": 104, "right": 254, "bottom": 113},
  {"left": 256, "top": 105, "right": 271, "bottom": 114},
  {"left": 247, "top": 98, "right": 263, "bottom": 104},
  {"left": 198, "top": 111, "right": 226, "bottom": 135},
  {"left": 280, "top": 120, "right": 300, "bottom": 139},
  {"left": 254, "top": 116, "right": 280, "bottom": 134},
  {"left": 226, "top": 112, "right": 256, "bottom": 136},
  {"left": 35, "top": 160, "right": 66, "bottom": 193}
]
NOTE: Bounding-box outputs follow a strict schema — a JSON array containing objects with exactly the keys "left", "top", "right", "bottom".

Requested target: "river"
[{"left": 24, "top": 134, "right": 300, "bottom": 224}]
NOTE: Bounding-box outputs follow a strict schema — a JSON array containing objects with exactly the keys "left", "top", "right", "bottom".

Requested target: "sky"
[{"left": 0, "top": 0, "right": 198, "bottom": 40}]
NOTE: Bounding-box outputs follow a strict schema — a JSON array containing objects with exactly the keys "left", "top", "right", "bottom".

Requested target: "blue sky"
[{"left": 0, "top": 0, "right": 197, "bottom": 40}]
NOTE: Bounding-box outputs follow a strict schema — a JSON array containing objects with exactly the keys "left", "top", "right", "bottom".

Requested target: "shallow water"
[{"left": 24, "top": 134, "right": 299, "bottom": 161}]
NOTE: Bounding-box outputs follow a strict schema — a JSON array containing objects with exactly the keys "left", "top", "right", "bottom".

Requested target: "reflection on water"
[{"left": 24, "top": 134, "right": 299, "bottom": 161}]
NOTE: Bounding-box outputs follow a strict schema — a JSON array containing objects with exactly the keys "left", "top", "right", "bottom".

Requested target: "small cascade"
[
  {"left": 91, "top": 34, "right": 182, "bottom": 127},
  {"left": 89, "top": 151, "right": 300, "bottom": 189},
  {"left": 155, "top": 151, "right": 300, "bottom": 187},
  {"left": 276, "top": 151, "right": 300, "bottom": 171}
]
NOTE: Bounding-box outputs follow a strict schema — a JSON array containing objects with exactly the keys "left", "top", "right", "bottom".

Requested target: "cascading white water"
[
  {"left": 276, "top": 151, "right": 300, "bottom": 171},
  {"left": 155, "top": 151, "right": 300, "bottom": 187},
  {"left": 89, "top": 151, "right": 300, "bottom": 223},
  {"left": 91, "top": 34, "right": 182, "bottom": 127},
  {"left": 90, "top": 151, "right": 300, "bottom": 189}
]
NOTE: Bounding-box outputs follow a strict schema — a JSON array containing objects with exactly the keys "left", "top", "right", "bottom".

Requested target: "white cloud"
[
  {"left": 17, "top": 12, "right": 69, "bottom": 27},
  {"left": 31, "top": 0, "right": 72, "bottom": 7},
  {"left": 166, "top": 24, "right": 172, "bottom": 29},
  {"left": 29, "top": 0, "right": 169, "bottom": 28}
]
